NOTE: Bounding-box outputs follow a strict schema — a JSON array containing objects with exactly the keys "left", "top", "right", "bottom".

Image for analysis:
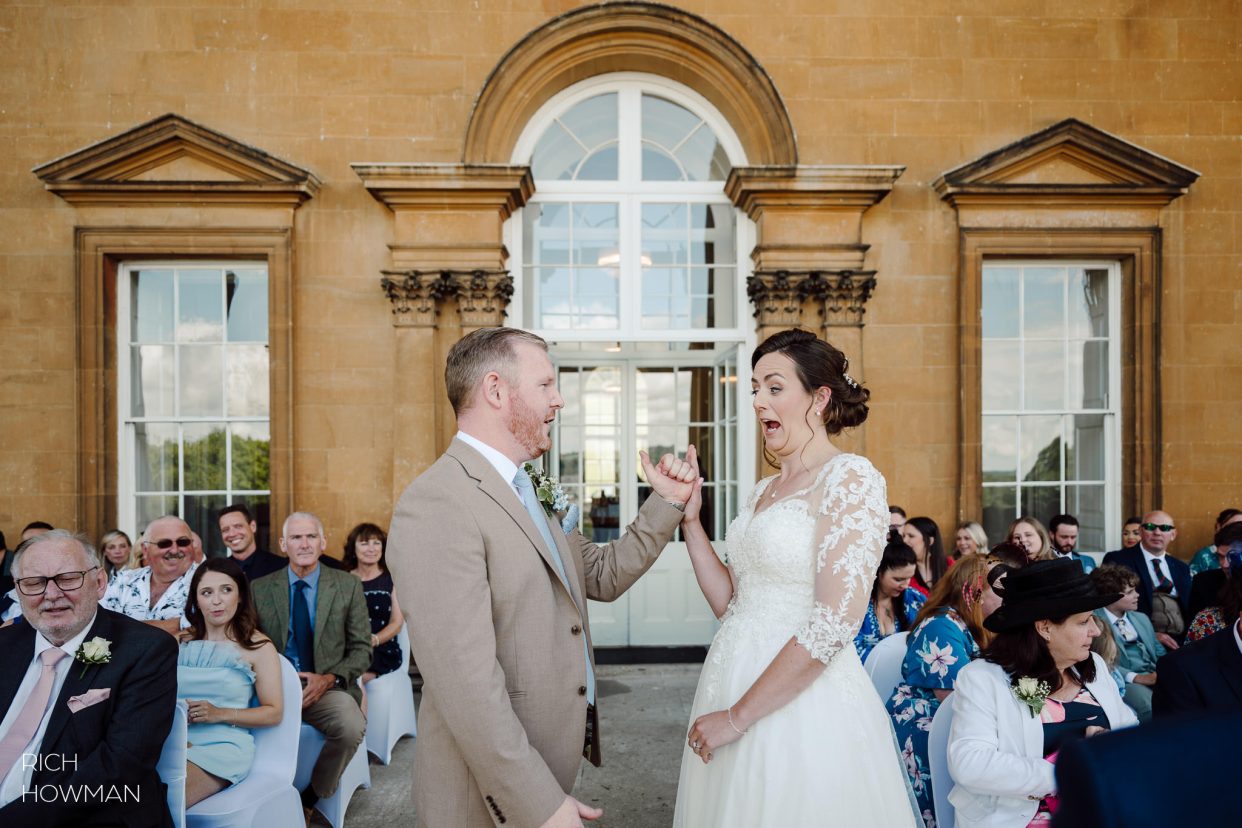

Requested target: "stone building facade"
[{"left": 2, "top": 2, "right": 1238, "bottom": 642}]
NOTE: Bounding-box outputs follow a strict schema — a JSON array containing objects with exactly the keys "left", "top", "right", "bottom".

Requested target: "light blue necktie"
[{"left": 514, "top": 468, "right": 595, "bottom": 704}]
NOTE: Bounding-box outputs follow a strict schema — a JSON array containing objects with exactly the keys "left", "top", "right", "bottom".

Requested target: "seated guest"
[
  {"left": 178, "top": 558, "right": 282, "bottom": 806},
  {"left": 1154, "top": 575, "right": 1242, "bottom": 716},
  {"left": 988, "top": 541, "right": 1029, "bottom": 570},
  {"left": 0, "top": 530, "right": 177, "bottom": 826},
  {"left": 103, "top": 515, "right": 199, "bottom": 636},
  {"left": 218, "top": 504, "right": 286, "bottom": 581},
  {"left": 1008, "top": 516, "right": 1053, "bottom": 564},
  {"left": 19, "top": 521, "right": 53, "bottom": 543},
  {"left": 1102, "top": 510, "right": 1191, "bottom": 649},
  {"left": 855, "top": 539, "right": 926, "bottom": 662},
  {"left": 1048, "top": 514, "right": 1096, "bottom": 573},
  {"left": 1088, "top": 614, "right": 1126, "bottom": 695},
  {"left": 1118, "top": 516, "right": 1142, "bottom": 551},
  {"left": 343, "top": 523, "right": 405, "bottom": 686},
  {"left": 954, "top": 521, "right": 988, "bottom": 559},
  {"left": 1187, "top": 521, "right": 1242, "bottom": 621},
  {"left": 1189, "top": 507, "right": 1241, "bottom": 575},
  {"left": 887, "top": 556, "right": 1001, "bottom": 826},
  {"left": 1187, "top": 547, "right": 1242, "bottom": 642},
  {"left": 98, "top": 529, "right": 134, "bottom": 583},
  {"left": 947, "top": 559, "right": 1137, "bottom": 828},
  {"left": 1090, "top": 564, "right": 1163, "bottom": 722},
  {"left": 901, "top": 516, "right": 949, "bottom": 597},
  {"left": 252, "top": 512, "right": 371, "bottom": 817}
]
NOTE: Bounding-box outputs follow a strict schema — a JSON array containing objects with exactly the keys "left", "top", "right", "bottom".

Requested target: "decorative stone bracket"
[
  {"left": 379, "top": 268, "right": 514, "bottom": 328},
  {"left": 747, "top": 269, "right": 878, "bottom": 329}
]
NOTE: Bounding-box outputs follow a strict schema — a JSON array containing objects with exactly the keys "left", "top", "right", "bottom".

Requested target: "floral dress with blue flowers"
[
  {"left": 885, "top": 607, "right": 979, "bottom": 828},
  {"left": 854, "top": 587, "right": 927, "bottom": 662}
]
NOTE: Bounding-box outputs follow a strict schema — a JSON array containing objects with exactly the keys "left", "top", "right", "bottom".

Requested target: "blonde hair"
[
  {"left": 1008, "top": 516, "right": 1053, "bottom": 562},
  {"left": 956, "top": 521, "right": 989, "bottom": 555},
  {"left": 1090, "top": 614, "right": 1120, "bottom": 670}
]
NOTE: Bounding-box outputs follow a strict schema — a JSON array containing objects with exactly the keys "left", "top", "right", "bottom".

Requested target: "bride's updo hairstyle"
[{"left": 750, "top": 329, "right": 870, "bottom": 436}]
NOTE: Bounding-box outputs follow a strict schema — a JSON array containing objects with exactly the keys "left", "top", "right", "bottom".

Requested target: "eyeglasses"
[
  {"left": 15, "top": 566, "right": 99, "bottom": 596},
  {"left": 1141, "top": 523, "right": 1175, "bottom": 532},
  {"left": 145, "top": 537, "right": 193, "bottom": 550}
]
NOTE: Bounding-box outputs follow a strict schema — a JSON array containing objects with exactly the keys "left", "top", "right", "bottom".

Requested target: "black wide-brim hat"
[{"left": 984, "top": 557, "right": 1121, "bottom": 633}]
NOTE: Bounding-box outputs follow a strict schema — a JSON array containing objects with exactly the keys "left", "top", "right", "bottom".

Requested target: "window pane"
[
  {"left": 982, "top": 340, "right": 1019, "bottom": 410},
  {"left": 1068, "top": 340, "right": 1109, "bottom": 409},
  {"left": 676, "top": 121, "right": 730, "bottom": 181},
  {"left": 586, "top": 486, "right": 620, "bottom": 543},
  {"left": 1068, "top": 268, "right": 1109, "bottom": 339},
  {"left": 531, "top": 93, "right": 618, "bottom": 181},
  {"left": 558, "top": 426, "right": 582, "bottom": 483},
  {"left": 641, "top": 95, "right": 728, "bottom": 182},
  {"left": 982, "top": 266, "right": 1019, "bottom": 338},
  {"left": 1020, "top": 486, "right": 1062, "bottom": 528},
  {"left": 225, "top": 269, "right": 268, "bottom": 343},
  {"left": 1066, "top": 485, "right": 1106, "bottom": 552},
  {"left": 982, "top": 415, "right": 1017, "bottom": 483},
  {"left": 183, "top": 422, "right": 226, "bottom": 491},
  {"left": 231, "top": 421, "right": 270, "bottom": 491},
  {"left": 577, "top": 146, "right": 618, "bottom": 181},
  {"left": 1023, "top": 340, "right": 1064, "bottom": 410},
  {"left": 1023, "top": 266, "right": 1065, "bottom": 338},
  {"left": 1066, "top": 413, "right": 1106, "bottom": 482},
  {"left": 134, "top": 423, "right": 179, "bottom": 492},
  {"left": 982, "top": 486, "right": 1016, "bottom": 548},
  {"left": 184, "top": 493, "right": 228, "bottom": 558},
  {"left": 131, "top": 345, "right": 174, "bottom": 418},
  {"left": 136, "top": 495, "right": 179, "bottom": 536},
  {"left": 131, "top": 269, "right": 174, "bottom": 342},
  {"left": 636, "top": 368, "right": 676, "bottom": 426},
  {"left": 642, "top": 146, "right": 684, "bottom": 181},
  {"left": 226, "top": 344, "right": 270, "bottom": 417},
  {"left": 1020, "top": 415, "right": 1062, "bottom": 482},
  {"left": 178, "top": 270, "right": 224, "bottom": 343},
  {"left": 179, "top": 345, "right": 224, "bottom": 416},
  {"left": 642, "top": 203, "right": 687, "bottom": 265},
  {"left": 558, "top": 369, "right": 581, "bottom": 423},
  {"left": 689, "top": 204, "right": 734, "bottom": 264}
]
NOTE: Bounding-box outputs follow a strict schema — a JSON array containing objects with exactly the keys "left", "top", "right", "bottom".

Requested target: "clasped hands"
[{"left": 298, "top": 672, "right": 336, "bottom": 708}]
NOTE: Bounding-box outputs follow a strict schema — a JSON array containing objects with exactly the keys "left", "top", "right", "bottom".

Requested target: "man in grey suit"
[
  {"left": 1091, "top": 564, "right": 1164, "bottom": 721},
  {"left": 388, "top": 327, "right": 697, "bottom": 828},
  {"left": 252, "top": 512, "right": 372, "bottom": 818}
]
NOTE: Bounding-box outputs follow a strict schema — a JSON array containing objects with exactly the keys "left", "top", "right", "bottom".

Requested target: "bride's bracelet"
[{"left": 727, "top": 706, "right": 747, "bottom": 736}]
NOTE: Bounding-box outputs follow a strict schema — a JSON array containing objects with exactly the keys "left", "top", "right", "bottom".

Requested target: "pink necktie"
[{"left": 0, "top": 648, "right": 68, "bottom": 780}]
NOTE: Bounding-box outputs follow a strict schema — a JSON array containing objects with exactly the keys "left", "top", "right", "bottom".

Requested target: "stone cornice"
[
  {"left": 352, "top": 163, "right": 533, "bottom": 218},
  {"left": 726, "top": 165, "right": 905, "bottom": 217}
]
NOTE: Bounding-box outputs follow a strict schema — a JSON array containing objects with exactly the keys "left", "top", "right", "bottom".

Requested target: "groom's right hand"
[{"left": 540, "top": 795, "right": 603, "bottom": 828}]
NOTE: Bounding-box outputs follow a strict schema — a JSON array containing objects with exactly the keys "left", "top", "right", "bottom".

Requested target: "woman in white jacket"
[{"left": 947, "top": 558, "right": 1139, "bottom": 827}]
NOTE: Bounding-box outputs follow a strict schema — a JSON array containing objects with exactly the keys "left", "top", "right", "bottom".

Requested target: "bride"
[{"left": 673, "top": 329, "right": 919, "bottom": 827}]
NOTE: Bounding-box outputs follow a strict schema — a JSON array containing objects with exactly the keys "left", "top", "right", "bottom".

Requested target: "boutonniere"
[
  {"left": 1012, "top": 676, "right": 1052, "bottom": 717},
  {"left": 75, "top": 636, "right": 112, "bottom": 678},
  {"left": 523, "top": 462, "right": 569, "bottom": 515}
]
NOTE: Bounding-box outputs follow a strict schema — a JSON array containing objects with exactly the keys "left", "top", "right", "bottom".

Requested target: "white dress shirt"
[
  {"left": 0, "top": 618, "right": 96, "bottom": 806},
  {"left": 1140, "top": 546, "right": 1178, "bottom": 596},
  {"left": 455, "top": 431, "right": 523, "bottom": 503},
  {"left": 1103, "top": 606, "right": 1139, "bottom": 683}
]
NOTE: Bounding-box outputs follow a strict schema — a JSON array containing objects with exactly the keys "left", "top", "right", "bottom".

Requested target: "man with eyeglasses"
[
  {"left": 101, "top": 515, "right": 200, "bottom": 636},
  {"left": 1103, "top": 510, "right": 1192, "bottom": 650},
  {"left": 0, "top": 530, "right": 177, "bottom": 825}
]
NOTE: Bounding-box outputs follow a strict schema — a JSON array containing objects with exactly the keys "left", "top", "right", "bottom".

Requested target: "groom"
[{"left": 389, "top": 327, "right": 695, "bottom": 828}]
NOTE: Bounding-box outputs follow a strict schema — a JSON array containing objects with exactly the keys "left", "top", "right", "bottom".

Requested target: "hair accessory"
[{"left": 843, "top": 372, "right": 859, "bottom": 391}]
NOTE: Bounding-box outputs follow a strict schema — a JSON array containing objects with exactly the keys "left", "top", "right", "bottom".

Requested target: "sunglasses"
[
  {"left": 1141, "top": 523, "right": 1175, "bottom": 532},
  {"left": 146, "top": 537, "right": 193, "bottom": 550}
]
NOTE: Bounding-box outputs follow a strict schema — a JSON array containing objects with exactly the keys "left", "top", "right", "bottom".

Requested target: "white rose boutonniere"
[
  {"left": 75, "top": 636, "right": 112, "bottom": 678},
  {"left": 522, "top": 462, "right": 580, "bottom": 534},
  {"left": 1012, "top": 676, "right": 1052, "bottom": 717}
]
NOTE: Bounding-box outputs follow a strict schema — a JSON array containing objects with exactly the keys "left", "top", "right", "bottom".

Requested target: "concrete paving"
[{"left": 344, "top": 663, "right": 701, "bottom": 828}]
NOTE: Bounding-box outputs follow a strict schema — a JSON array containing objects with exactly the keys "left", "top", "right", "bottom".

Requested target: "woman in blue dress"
[
  {"left": 886, "top": 555, "right": 1003, "bottom": 828},
  {"left": 855, "top": 539, "right": 927, "bottom": 662},
  {"left": 179, "top": 558, "right": 284, "bottom": 807}
]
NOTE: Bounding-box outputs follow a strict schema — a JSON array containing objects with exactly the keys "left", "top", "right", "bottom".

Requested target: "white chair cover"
[
  {"left": 186, "top": 655, "right": 303, "bottom": 828},
  {"left": 364, "top": 623, "right": 418, "bottom": 764},
  {"left": 158, "top": 699, "right": 188, "bottom": 828},
  {"left": 864, "top": 630, "right": 909, "bottom": 704},
  {"left": 928, "top": 693, "right": 956, "bottom": 828},
  {"left": 294, "top": 701, "right": 371, "bottom": 828}
]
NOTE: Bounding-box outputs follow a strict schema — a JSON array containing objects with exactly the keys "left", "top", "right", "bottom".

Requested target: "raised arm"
[
  {"left": 687, "top": 457, "right": 887, "bottom": 761},
  {"left": 680, "top": 477, "right": 736, "bottom": 618}
]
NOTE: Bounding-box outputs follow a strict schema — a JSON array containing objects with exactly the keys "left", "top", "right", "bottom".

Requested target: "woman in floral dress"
[{"left": 886, "top": 555, "right": 1001, "bottom": 828}]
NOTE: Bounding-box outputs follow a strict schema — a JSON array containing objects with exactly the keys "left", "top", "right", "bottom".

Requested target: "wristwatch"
[
  {"left": 665, "top": 499, "right": 686, "bottom": 513},
  {"left": 332, "top": 674, "right": 347, "bottom": 690}
]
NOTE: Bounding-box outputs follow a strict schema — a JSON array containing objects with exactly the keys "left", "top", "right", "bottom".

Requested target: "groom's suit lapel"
[{"left": 449, "top": 439, "right": 581, "bottom": 612}]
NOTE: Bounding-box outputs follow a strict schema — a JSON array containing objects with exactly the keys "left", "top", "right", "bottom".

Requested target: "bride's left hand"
[{"left": 686, "top": 708, "right": 744, "bottom": 764}]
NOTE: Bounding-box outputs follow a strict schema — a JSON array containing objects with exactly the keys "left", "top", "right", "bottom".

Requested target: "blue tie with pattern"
[
  {"left": 292, "top": 580, "right": 315, "bottom": 673},
  {"left": 514, "top": 467, "right": 595, "bottom": 704}
]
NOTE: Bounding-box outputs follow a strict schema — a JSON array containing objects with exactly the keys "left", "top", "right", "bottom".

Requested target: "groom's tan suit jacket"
[{"left": 389, "top": 438, "right": 682, "bottom": 828}]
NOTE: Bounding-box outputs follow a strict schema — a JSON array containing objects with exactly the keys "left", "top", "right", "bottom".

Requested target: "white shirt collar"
[
  {"left": 456, "top": 430, "right": 521, "bottom": 493},
  {"left": 1103, "top": 606, "right": 1124, "bottom": 624},
  {"left": 1140, "top": 545, "right": 1167, "bottom": 563},
  {"left": 34, "top": 611, "right": 98, "bottom": 661}
]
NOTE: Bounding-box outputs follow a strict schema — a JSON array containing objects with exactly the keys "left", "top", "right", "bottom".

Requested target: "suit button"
[
  {"left": 578, "top": 685, "right": 587, "bottom": 696},
  {"left": 571, "top": 625, "right": 581, "bottom": 635}
]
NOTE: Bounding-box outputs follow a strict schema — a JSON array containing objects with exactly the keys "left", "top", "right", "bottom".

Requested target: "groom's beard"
[{"left": 508, "top": 394, "right": 552, "bottom": 459}]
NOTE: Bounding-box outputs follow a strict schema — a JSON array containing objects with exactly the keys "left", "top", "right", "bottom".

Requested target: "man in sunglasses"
[
  {"left": 1103, "top": 510, "right": 1192, "bottom": 649},
  {"left": 101, "top": 515, "right": 200, "bottom": 636},
  {"left": 0, "top": 530, "right": 177, "bottom": 826}
]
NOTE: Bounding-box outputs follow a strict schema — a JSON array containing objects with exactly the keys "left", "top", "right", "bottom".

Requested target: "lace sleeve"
[{"left": 794, "top": 456, "right": 889, "bottom": 666}]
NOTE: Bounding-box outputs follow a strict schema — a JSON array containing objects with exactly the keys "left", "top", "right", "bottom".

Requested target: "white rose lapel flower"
[
  {"left": 75, "top": 636, "right": 112, "bottom": 678},
  {"left": 1012, "top": 676, "right": 1051, "bottom": 717}
]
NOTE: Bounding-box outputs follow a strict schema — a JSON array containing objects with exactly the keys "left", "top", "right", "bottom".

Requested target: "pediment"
[
  {"left": 934, "top": 118, "right": 1198, "bottom": 206},
  {"left": 33, "top": 114, "right": 320, "bottom": 206}
]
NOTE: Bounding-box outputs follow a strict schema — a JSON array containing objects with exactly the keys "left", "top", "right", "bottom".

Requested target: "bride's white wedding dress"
[{"left": 673, "top": 453, "right": 919, "bottom": 827}]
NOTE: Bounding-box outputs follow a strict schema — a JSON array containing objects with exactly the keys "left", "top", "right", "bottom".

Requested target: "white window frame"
[
  {"left": 116, "top": 261, "right": 271, "bottom": 539},
  {"left": 980, "top": 260, "right": 1123, "bottom": 551}
]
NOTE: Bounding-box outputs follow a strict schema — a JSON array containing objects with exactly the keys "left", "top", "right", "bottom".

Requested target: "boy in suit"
[{"left": 1091, "top": 564, "right": 1164, "bottom": 721}]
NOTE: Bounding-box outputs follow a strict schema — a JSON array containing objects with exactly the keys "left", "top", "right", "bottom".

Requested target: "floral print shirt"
[
  {"left": 854, "top": 587, "right": 927, "bottom": 662},
  {"left": 102, "top": 562, "right": 199, "bottom": 623},
  {"left": 1187, "top": 605, "right": 1227, "bottom": 642}
]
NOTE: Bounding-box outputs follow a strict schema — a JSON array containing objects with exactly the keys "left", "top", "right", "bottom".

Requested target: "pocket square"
[{"left": 67, "top": 688, "right": 111, "bottom": 713}]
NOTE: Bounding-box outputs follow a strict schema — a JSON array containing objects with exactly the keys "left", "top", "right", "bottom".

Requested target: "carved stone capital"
[
  {"left": 747, "top": 269, "right": 877, "bottom": 329},
  {"left": 380, "top": 269, "right": 514, "bottom": 328},
  {"left": 746, "top": 271, "right": 811, "bottom": 329}
]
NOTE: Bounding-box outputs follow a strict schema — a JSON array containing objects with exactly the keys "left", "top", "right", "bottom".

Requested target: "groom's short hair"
[{"left": 445, "top": 327, "right": 548, "bottom": 415}]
